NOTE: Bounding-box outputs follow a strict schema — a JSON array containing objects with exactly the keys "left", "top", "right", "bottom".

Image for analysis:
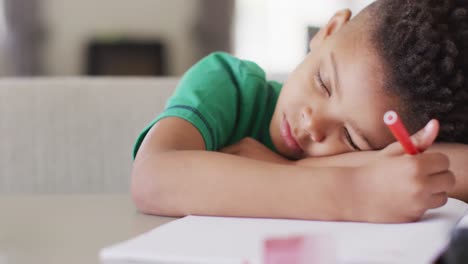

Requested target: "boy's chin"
[{"left": 281, "top": 150, "right": 304, "bottom": 161}]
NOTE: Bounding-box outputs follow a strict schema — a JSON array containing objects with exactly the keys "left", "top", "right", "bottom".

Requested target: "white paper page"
[
  {"left": 456, "top": 212, "right": 468, "bottom": 228},
  {"left": 100, "top": 198, "right": 468, "bottom": 264}
]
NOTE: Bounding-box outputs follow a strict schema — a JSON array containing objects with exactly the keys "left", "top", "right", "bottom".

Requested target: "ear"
[{"left": 309, "top": 9, "right": 352, "bottom": 52}]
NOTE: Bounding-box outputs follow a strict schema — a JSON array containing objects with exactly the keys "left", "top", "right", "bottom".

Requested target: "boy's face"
[{"left": 270, "top": 9, "right": 397, "bottom": 159}]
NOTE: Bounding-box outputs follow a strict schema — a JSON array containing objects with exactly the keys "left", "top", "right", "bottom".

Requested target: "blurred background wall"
[
  {"left": 42, "top": 0, "right": 202, "bottom": 76},
  {"left": 0, "top": 0, "right": 374, "bottom": 78}
]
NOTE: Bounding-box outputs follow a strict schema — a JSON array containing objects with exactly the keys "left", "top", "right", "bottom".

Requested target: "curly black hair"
[{"left": 370, "top": 0, "right": 468, "bottom": 143}]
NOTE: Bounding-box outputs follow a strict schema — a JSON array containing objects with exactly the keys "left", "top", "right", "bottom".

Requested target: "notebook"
[{"left": 100, "top": 198, "right": 468, "bottom": 264}]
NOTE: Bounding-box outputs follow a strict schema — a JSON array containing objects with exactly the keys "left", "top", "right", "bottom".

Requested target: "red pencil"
[{"left": 384, "top": 111, "right": 419, "bottom": 155}]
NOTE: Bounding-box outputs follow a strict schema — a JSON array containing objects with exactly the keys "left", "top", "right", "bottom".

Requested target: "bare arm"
[
  {"left": 131, "top": 117, "right": 354, "bottom": 221},
  {"left": 131, "top": 118, "right": 454, "bottom": 223}
]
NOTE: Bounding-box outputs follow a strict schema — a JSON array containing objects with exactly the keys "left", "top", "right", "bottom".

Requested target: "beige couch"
[{"left": 0, "top": 77, "right": 178, "bottom": 194}]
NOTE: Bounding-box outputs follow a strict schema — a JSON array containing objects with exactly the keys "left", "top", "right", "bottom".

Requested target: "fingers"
[
  {"left": 382, "top": 119, "right": 439, "bottom": 156},
  {"left": 426, "top": 169, "right": 455, "bottom": 209},
  {"left": 411, "top": 119, "right": 439, "bottom": 153},
  {"left": 427, "top": 170, "right": 456, "bottom": 194},
  {"left": 427, "top": 192, "right": 449, "bottom": 209},
  {"left": 416, "top": 152, "right": 450, "bottom": 175}
]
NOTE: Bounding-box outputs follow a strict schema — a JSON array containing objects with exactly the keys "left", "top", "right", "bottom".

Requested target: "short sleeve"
[{"left": 133, "top": 52, "right": 267, "bottom": 159}]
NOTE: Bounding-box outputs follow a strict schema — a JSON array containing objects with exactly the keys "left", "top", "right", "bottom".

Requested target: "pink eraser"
[{"left": 263, "top": 235, "right": 335, "bottom": 264}]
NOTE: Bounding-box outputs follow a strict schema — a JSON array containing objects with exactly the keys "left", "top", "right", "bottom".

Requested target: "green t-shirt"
[{"left": 133, "top": 52, "right": 282, "bottom": 159}]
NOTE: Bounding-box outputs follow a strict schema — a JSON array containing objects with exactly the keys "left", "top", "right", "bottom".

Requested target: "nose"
[{"left": 301, "top": 107, "right": 326, "bottom": 143}]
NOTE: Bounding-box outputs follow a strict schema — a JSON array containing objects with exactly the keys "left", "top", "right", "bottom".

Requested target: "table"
[{"left": 0, "top": 195, "right": 176, "bottom": 264}]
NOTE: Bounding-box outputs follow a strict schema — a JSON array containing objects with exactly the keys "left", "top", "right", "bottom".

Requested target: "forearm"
[
  {"left": 131, "top": 151, "right": 356, "bottom": 220},
  {"left": 294, "top": 151, "right": 375, "bottom": 168}
]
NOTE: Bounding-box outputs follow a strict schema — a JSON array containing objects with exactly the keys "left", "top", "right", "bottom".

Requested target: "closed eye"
[
  {"left": 315, "top": 70, "right": 331, "bottom": 97},
  {"left": 344, "top": 127, "right": 361, "bottom": 151}
]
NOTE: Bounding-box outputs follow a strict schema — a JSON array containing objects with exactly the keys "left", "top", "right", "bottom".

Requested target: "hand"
[
  {"left": 353, "top": 119, "right": 456, "bottom": 223},
  {"left": 220, "top": 137, "right": 292, "bottom": 164}
]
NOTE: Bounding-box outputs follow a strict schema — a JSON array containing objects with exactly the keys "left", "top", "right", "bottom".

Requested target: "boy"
[{"left": 131, "top": 0, "right": 468, "bottom": 223}]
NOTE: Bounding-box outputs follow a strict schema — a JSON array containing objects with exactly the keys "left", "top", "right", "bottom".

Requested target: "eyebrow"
[{"left": 330, "top": 52, "right": 376, "bottom": 150}]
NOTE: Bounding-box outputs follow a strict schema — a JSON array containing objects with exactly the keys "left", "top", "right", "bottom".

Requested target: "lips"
[{"left": 280, "top": 116, "right": 303, "bottom": 155}]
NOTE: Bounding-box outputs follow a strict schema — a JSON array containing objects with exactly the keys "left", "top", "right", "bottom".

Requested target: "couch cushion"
[{"left": 0, "top": 77, "right": 177, "bottom": 194}]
